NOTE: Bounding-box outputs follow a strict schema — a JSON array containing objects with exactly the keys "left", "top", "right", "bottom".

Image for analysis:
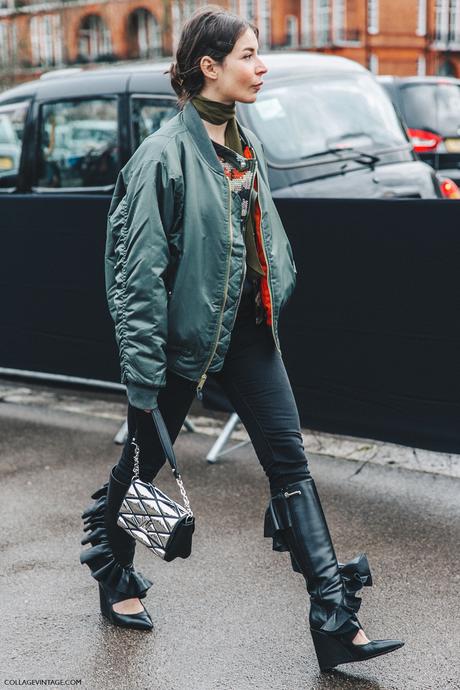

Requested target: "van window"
[
  {"left": 36, "top": 98, "right": 118, "bottom": 189},
  {"left": 130, "top": 96, "right": 178, "bottom": 150},
  {"left": 0, "top": 100, "right": 29, "bottom": 190}
]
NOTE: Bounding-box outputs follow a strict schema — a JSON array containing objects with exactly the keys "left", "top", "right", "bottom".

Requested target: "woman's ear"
[{"left": 199, "top": 55, "right": 219, "bottom": 81}]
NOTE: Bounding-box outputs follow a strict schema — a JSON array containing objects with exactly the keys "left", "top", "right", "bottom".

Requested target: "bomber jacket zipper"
[
  {"left": 196, "top": 176, "right": 234, "bottom": 400},
  {"left": 253, "top": 160, "right": 282, "bottom": 355},
  {"left": 229, "top": 254, "right": 247, "bottom": 333},
  {"left": 196, "top": 156, "right": 281, "bottom": 400}
]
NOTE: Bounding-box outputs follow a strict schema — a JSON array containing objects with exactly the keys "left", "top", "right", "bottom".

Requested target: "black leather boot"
[
  {"left": 80, "top": 465, "right": 153, "bottom": 630},
  {"left": 264, "top": 478, "right": 404, "bottom": 671}
]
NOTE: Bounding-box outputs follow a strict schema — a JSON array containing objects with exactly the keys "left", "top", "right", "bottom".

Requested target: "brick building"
[{"left": 1, "top": 1, "right": 460, "bottom": 89}]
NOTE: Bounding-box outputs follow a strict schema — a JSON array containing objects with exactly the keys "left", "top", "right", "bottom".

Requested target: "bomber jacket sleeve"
[{"left": 105, "top": 151, "right": 182, "bottom": 409}]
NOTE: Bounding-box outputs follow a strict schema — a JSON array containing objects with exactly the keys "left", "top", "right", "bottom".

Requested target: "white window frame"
[
  {"left": 258, "top": 0, "right": 271, "bottom": 50},
  {"left": 434, "top": 0, "right": 449, "bottom": 44},
  {"left": 171, "top": 1, "right": 181, "bottom": 55},
  {"left": 448, "top": 0, "right": 460, "bottom": 44},
  {"left": 300, "top": 0, "right": 313, "bottom": 47},
  {"left": 79, "top": 15, "right": 110, "bottom": 60},
  {"left": 333, "top": 0, "right": 345, "bottom": 43},
  {"left": 368, "top": 0, "right": 379, "bottom": 35},
  {"left": 183, "top": 0, "right": 195, "bottom": 21},
  {"left": 285, "top": 14, "right": 299, "bottom": 48},
  {"left": 30, "top": 16, "right": 40, "bottom": 65},
  {"left": 368, "top": 53, "right": 379, "bottom": 74},
  {"left": 132, "top": 9, "right": 161, "bottom": 59},
  {"left": 0, "top": 23, "right": 10, "bottom": 65},
  {"left": 417, "top": 54, "right": 426, "bottom": 75},
  {"left": 315, "top": 0, "right": 331, "bottom": 47},
  {"left": 246, "top": 0, "right": 256, "bottom": 23},
  {"left": 416, "top": 0, "right": 427, "bottom": 36},
  {"left": 30, "top": 14, "right": 62, "bottom": 67}
]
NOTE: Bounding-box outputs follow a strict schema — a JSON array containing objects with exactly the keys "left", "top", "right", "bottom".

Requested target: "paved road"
[{"left": 0, "top": 390, "right": 459, "bottom": 690}]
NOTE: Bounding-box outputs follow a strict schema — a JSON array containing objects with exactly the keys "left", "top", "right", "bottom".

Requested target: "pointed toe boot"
[
  {"left": 264, "top": 478, "right": 404, "bottom": 671},
  {"left": 98, "top": 582, "right": 154, "bottom": 631},
  {"left": 80, "top": 465, "right": 154, "bottom": 629}
]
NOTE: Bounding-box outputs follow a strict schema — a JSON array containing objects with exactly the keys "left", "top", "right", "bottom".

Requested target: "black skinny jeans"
[{"left": 114, "top": 279, "right": 311, "bottom": 495}]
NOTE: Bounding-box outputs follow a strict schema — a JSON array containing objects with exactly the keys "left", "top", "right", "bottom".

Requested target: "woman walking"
[{"left": 80, "top": 6, "right": 404, "bottom": 672}]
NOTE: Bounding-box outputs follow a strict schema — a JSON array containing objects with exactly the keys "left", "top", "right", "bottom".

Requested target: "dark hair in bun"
[{"left": 166, "top": 5, "right": 259, "bottom": 109}]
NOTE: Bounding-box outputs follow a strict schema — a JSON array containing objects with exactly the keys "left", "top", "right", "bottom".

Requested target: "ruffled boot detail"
[
  {"left": 264, "top": 478, "right": 403, "bottom": 669},
  {"left": 80, "top": 468, "right": 153, "bottom": 600}
]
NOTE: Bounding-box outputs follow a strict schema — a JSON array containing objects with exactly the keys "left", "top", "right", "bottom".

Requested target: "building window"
[
  {"left": 417, "top": 0, "right": 427, "bottom": 35},
  {"left": 127, "top": 9, "right": 161, "bottom": 59},
  {"left": 286, "top": 15, "right": 299, "bottom": 47},
  {"left": 434, "top": 0, "right": 460, "bottom": 45},
  {"left": 171, "top": 1, "right": 181, "bottom": 54},
  {"left": 448, "top": 0, "right": 460, "bottom": 42},
  {"left": 316, "top": 0, "right": 331, "bottom": 47},
  {"left": 258, "top": 0, "right": 271, "bottom": 49},
  {"left": 30, "top": 14, "right": 62, "bottom": 67},
  {"left": 368, "top": 0, "right": 379, "bottom": 35},
  {"left": 417, "top": 55, "right": 426, "bottom": 75},
  {"left": 246, "top": 0, "right": 256, "bottom": 23},
  {"left": 0, "top": 23, "right": 11, "bottom": 65},
  {"left": 78, "top": 14, "right": 112, "bottom": 61},
  {"left": 182, "top": 0, "right": 196, "bottom": 20},
  {"left": 333, "top": 0, "right": 345, "bottom": 42},
  {"left": 435, "top": 0, "right": 449, "bottom": 43},
  {"left": 301, "top": 0, "right": 313, "bottom": 47},
  {"left": 368, "top": 53, "right": 378, "bottom": 74},
  {"left": 238, "top": 0, "right": 256, "bottom": 22}
]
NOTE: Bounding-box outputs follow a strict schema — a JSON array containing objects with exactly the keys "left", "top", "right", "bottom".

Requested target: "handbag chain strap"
[{"left": 131, "top": 436, "right": 193, "bottom": 517}]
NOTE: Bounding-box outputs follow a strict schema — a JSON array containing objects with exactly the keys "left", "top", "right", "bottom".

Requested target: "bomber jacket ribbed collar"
[{"left": 182, "top": 100, "right": 251, "bottom": 176}]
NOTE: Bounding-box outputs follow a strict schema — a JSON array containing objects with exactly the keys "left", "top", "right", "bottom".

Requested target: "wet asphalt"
[{"left": 0, "top": 390, "right": 459, "bottom": 690}]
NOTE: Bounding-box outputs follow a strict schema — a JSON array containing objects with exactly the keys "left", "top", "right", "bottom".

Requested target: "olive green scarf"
[
  {"left": 191, "top": 94, "right": 264, "bottom": 279},
  {"left": 191, "top": 93, "right": 243, "bottom": 155}
]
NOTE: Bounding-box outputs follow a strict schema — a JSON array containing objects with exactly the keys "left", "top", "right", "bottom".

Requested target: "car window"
[
  {"left": 400, "top": 83, "right": 460, "bottom": 136},
  {"left": 35, "top": 98, "right": 119, "bottom": 189},
  {"left": 0, "top": 100, "right": 29, "bottom": 190},
  {"left": 130, "top": 96, "right": 178, "bottom": 150},
  {"left": 244, "top": 73, "right": 408, "bottom": 164}
]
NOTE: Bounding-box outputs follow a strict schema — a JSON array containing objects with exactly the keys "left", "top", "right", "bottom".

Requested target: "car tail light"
[
  {"left": 439, "top": 177, "right": 460, "bottom": 199},
  {"left": 407, "top": 128, "right": 443, "bottom": 152}
]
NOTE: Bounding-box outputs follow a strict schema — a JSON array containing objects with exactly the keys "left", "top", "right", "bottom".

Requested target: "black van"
[
  {"left": 0, "top": 52, "right": 443, "bottom": 198},
  {"left": 379, "top": 75, "right": 460, "bottom": 187}
]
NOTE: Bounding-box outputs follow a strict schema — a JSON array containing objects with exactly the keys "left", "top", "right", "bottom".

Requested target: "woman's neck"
[
  {"left": 201, "top": 119, "right": 228, "bottom": 146},
  {"left": 193, "top": 88, "right": 234, "bottom": 145}
]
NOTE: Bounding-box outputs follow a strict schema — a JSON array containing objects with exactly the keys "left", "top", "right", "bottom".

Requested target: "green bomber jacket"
[{"left": 104, "top": 100, "right": 297, "bottom": 409}]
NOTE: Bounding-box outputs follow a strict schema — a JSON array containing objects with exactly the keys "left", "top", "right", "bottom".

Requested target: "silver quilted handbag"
[{"left": 117, "top": 408, "right": 195, "bottom": 561}]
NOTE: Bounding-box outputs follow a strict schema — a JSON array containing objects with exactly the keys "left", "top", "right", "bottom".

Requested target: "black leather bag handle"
[{"left": 150, "top": 408, "right": 181, "bottom": 478}]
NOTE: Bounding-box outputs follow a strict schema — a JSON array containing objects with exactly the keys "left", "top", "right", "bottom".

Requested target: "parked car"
[
  {"left": 379, "top": 75, "right": 460, "bottom": 188},
  {"left": 0, "top": 52, "right": 445, "bottom": 198}
]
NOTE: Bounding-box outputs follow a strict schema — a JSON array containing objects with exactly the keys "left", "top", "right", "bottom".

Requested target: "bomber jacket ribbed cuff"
[{"left": 126, "top": 382, "right": 160, "bottom": 410}]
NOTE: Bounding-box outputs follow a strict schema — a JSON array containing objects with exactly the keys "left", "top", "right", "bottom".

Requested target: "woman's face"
[{"left": 200, "top": 27, "right": 268, "bottom": 104}]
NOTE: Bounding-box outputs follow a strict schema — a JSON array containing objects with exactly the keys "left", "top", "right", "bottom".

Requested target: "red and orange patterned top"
[{"left": 211, "top": 139, "right": 273, "bottom": 328}]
